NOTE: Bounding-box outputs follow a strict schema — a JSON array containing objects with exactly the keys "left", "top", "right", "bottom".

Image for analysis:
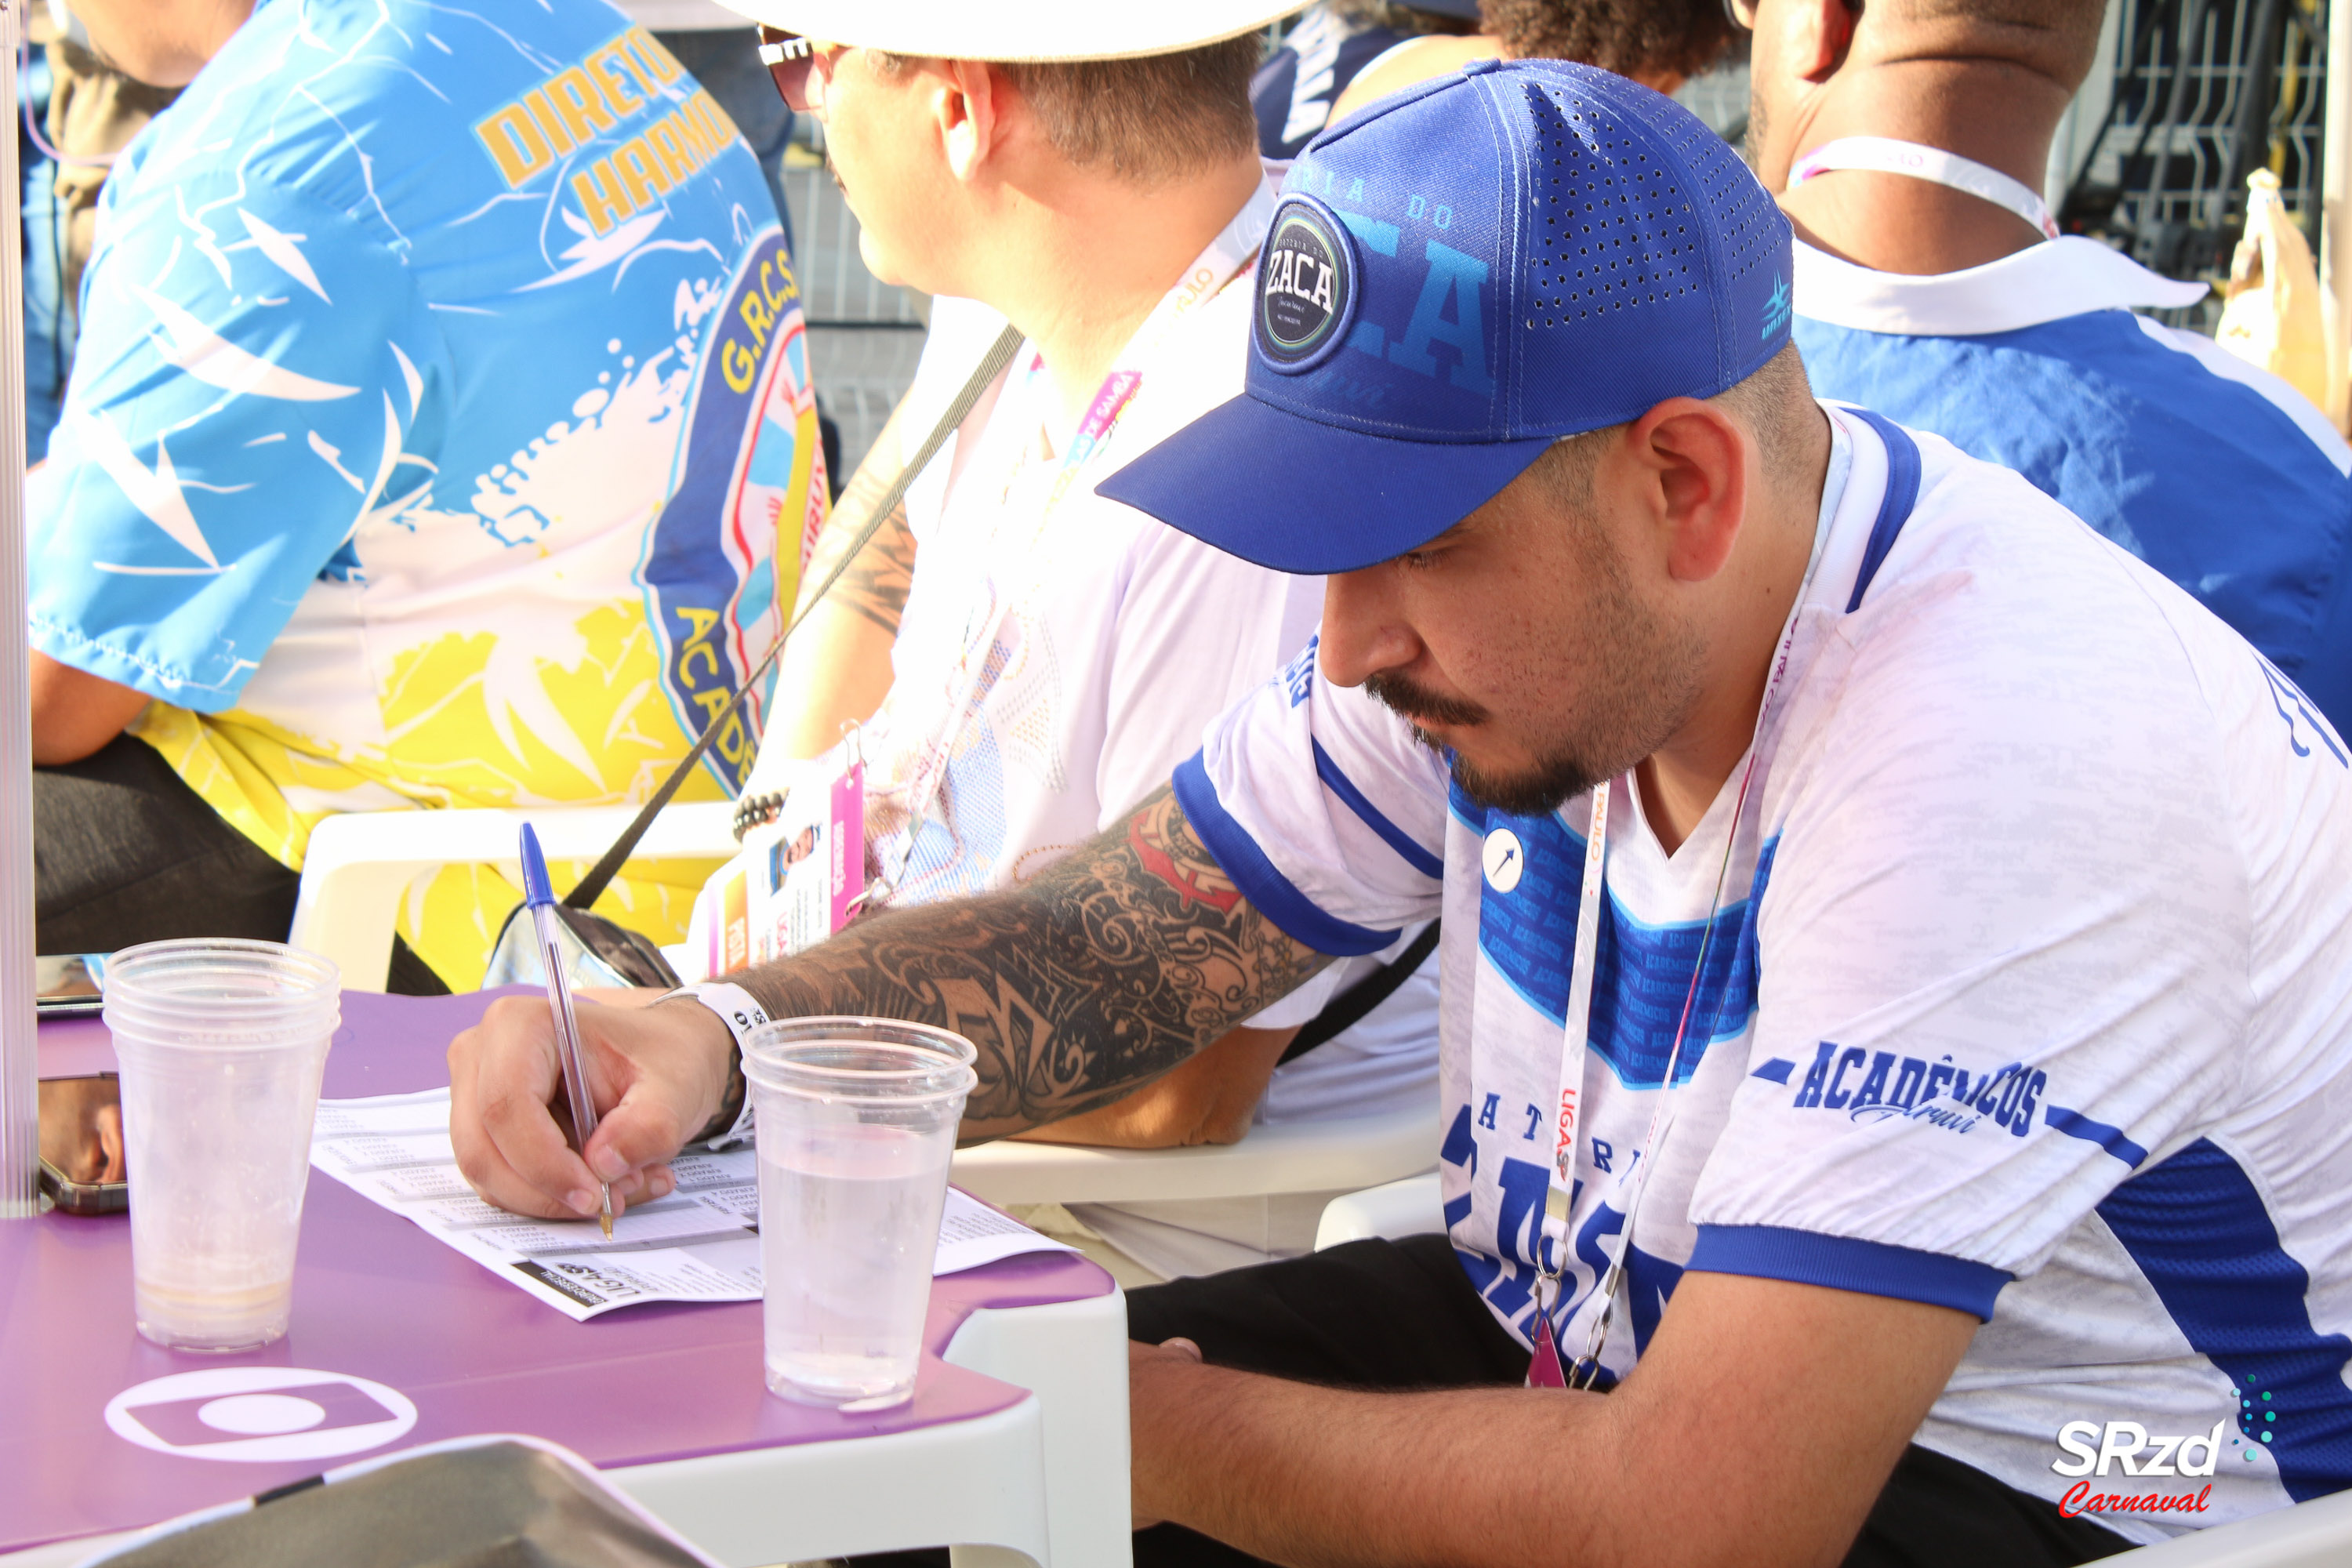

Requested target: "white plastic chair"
[
  {"left": 951, "top": 1107, "right": 1437, "bottom": 1211},
  {"left": 2103, "top": 1489, "right": 2352, "bottom": 1564},
  {"left": 289, "top": 802, "right": 739, "bottom": 992},
  {"left": 1313, "top": 1171, "right": 1445, "bottom": 1250}
]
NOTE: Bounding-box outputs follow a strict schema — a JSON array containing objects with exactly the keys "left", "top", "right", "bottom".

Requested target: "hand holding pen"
[{"left": 519, "top": 824, "right": 613, "bottom": 1237}]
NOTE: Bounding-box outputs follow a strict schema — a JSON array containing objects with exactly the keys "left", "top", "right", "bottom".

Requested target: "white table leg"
[{"left": 944, "top": 1287, "right": 1131, "bottom": 1568}]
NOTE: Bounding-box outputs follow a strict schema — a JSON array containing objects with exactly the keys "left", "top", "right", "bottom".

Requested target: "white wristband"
[{"left": 664, "top": 982, "right": 770, "bottom": 1149}]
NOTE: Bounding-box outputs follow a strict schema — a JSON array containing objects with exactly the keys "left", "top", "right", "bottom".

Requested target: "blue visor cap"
[{"left": 1098, "top": 59, "right": 1795, "bottom": 575}]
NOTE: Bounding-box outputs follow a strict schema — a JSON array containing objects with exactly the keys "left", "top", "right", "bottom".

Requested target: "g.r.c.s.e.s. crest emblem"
[{"left": 1255, "top": 198, "right": 1357, "bottom": 373}]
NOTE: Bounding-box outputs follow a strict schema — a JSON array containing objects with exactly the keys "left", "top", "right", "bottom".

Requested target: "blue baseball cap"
[{"left": 1096, "top": 59, "right": 1795, "bottom": 574}]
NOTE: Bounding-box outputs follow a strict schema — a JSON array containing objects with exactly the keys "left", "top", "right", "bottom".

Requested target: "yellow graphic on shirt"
[{"left": 132, "top": 593, "right": 764, "bottom": 991}]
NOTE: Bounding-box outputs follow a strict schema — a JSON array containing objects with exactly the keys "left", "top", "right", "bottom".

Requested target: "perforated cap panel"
[
  {"left": 1239, "top": 59, "right": 1795, "bottom": 443},
  {"left": 1094, "top": 59, "right": 1798, "bottom": 575}
]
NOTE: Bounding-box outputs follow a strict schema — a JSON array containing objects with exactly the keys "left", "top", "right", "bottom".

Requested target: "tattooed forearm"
[
  {"left": 799, "top": 459, "right": 916, "bottom": 638},
  {"left": 731, "top": 786, "right": 1334, "bottom": 1140}
]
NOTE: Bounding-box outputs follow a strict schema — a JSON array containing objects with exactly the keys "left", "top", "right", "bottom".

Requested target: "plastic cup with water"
[
  {"left": 104, "top": 939, "right": 341, "bottom": 1352},
  {"left": 746, "top": 1018, "right": 978, "bottom": 1410}
]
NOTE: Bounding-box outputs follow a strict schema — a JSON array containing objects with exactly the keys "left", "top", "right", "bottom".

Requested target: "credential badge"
[{"left": 1255, "top": 197, "right": 1357, "bottom": 374}]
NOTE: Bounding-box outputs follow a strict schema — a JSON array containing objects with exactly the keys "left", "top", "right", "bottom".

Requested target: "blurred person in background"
[
  {"left": 19, "top": 0, "right": 178, "bottom": 455},
  {"left": 28, "top": 0, "right": 826, "bottom": 993},
  {"left": 1250, "top": 0, "right": 1481, "bottom": 161},
  {"left": 668, "top": 0, "right": 1443, "bottom": 1284},
  {"left": 1744, "top": 0, "right": 2352, "bottom": 729},
  {"left": 1328, "top": 0, "right": 1738, "bottom": 118}
]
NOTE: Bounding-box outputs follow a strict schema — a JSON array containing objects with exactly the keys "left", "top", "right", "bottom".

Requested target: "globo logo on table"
[{"left": 105, "top": 1367, "right": 417, "bottom": 1463}]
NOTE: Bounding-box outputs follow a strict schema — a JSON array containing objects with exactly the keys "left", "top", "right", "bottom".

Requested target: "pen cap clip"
[{"left": 518, "top": 823, "right": 556, "bottom": 909}]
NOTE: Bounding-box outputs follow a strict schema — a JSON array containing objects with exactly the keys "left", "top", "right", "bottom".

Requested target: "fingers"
[
  {"left": 451, "top": 994, "right": 727, "bottom": 1221},
  {"left": 579, "top": 1027, "right": 705, "bottom": 1184},
  {"left": 1160, "top": 1337, "right": 1204, "bottom": 1363},
  {"left": 450, "top": 995, "right": 597, "bottom": 1218},
  {"left": 98, "top": 1103, "right": 125, "bottom": 1184},
  {"left": 578, "top": 996, "right": 736, "bottom": 1185}
]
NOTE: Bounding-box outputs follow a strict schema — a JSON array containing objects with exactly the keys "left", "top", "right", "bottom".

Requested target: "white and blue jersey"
[
  {"left": 1178, "top": 406, "right": 2352, "bottom": 1541},
  {"left": 1793, "top": 235, "right": 2352, "bottom": 730}
]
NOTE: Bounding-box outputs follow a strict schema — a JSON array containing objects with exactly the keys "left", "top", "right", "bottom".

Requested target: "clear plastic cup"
[
  {"left": 746, "top": 1018, "right": 978, "bottom": 1410},
  {"left": 104, "top": 939, "right": 341, "bottom": 1352}
]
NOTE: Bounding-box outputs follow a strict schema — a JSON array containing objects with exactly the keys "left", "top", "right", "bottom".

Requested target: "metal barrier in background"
[
  {"left": 782, "top": 119, "right": 927, "bottom": 485},
  {"left": 1671, "top": 61, "right": 1751, "bottom": 143},
  {"left": 2063, "top": 0, "right": 2331, "bottom": 327}
]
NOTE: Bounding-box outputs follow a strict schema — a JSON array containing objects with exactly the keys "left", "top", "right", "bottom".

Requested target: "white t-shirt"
[
  {"left": 736, "top": 198, "right": 1440, "bottom": 1274},
  {"left": 1180, "top": 405, "right": 2352, "bottom": 1541}
]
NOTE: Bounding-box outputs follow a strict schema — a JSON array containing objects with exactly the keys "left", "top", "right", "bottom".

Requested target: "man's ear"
[
  {"left": 1766, "top": 0, "right": 1858, "bottom": 85},
  {"left": 938, "top": 57, "right": 1001, "bottom": 181},
  {"left": 1627, "top": 399, "right": 1750, "bottom": 585}
]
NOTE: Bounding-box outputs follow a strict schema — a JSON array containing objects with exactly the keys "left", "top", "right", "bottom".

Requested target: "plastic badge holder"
[{"left": 702, "top": 752, "right": 866, "bottom": 976}]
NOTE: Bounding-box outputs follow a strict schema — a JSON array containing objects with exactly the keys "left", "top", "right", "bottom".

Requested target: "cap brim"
[{"left": 1096, "top": 393, "right": 1554, "bottom": 575}]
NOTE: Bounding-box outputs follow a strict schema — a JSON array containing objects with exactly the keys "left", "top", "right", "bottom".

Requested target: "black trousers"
[
  {"left": 866, "top": 1236, "right": 2136, "bottom": 1566},
  {"left": 34, "top": 734, "right": 448, "bottom": 993},
  {"left": 1120, "top": 1236, "right": 2136, "bottom": 1568}
]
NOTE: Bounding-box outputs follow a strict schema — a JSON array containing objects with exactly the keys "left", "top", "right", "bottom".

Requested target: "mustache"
[{"left": 1363, "top": 670, "right": 1490, "bottom": 730}]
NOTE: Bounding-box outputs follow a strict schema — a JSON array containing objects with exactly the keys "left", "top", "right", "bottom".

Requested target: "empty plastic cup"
[
  {"left": 104, "top": 939, "right": 341, "bottom": 1352},
  {"left": 746, "top": 1018, "right": 978, "bottom": 1410}
]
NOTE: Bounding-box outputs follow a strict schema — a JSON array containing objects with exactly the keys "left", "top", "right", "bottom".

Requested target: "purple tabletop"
[{"left": 2, "top": 989, "right": 1113, "bottom": 1554}]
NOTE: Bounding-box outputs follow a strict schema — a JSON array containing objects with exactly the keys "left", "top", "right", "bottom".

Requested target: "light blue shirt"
[
  {"left": 28, "top": 0, "right": 818, "bottom": 804},
  {"left": 1792, "top": 236, "right": 2352, "bottom": 728}
]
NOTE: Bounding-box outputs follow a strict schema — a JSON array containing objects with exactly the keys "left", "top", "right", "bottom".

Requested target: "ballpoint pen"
[{"left": 519, "top": 823, "right": 613, "bottom": 1237}]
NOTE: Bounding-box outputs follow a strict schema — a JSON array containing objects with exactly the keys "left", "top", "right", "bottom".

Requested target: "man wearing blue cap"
[{"left": 451, "top": 59, "right": 2352, "bottom": 1565}]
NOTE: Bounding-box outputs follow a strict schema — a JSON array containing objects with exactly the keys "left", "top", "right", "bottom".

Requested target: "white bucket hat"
[{"left": 708, "top": 0, "right": 1306, "bottom": 63}]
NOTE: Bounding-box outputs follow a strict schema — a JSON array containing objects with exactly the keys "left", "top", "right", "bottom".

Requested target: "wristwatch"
[{"left": 661, "top": 982, "right": 769, "bottom": 1148}]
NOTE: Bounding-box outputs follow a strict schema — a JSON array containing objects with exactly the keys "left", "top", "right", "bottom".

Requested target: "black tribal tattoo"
[
  {"left": 800, "top": 474, "right": 916, "bottom": 639},
  {"left": 733, "top": 786, "right": 1334, "bottom": 1139}
]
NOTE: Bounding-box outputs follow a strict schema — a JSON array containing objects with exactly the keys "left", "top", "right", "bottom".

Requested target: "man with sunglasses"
[
  {"left": 675, "top": 2, "right": 1445, "bottom": 1280},
  {"left": 1744, "top": 0, "right": 2352, "bottom": 731},
  {"left": 452, "top": 56, "right": 2352, "bottom": 1568}
]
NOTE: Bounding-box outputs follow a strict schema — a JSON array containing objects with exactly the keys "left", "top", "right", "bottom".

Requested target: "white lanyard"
[
  {"left": 1543, "top": 782, "right": 1612, "bottom": 1196},
  {"left": 1790, "top": 136, "right": 2060, "bottom": 241},
  {"left": 1534, "top": 497, "right": 1835, "bottom": 1385}
]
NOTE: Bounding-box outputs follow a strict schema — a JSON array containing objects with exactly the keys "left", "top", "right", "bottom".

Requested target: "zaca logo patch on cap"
[{"left": 1256, "top": 198, "right": 1357, "bottom": 373}]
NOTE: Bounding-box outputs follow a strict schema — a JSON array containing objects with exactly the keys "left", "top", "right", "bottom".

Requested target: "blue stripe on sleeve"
[
  {"left": 1687, "top": 1224, "right": 2011, "bottom": 1321},
  {"left": 1311, "top": 739, "right": 1444, "bottom": 880},
  {"left": 1171, "top": 752, "right": 1403, "bottom": 957},
  {"left": 2044, "top": 1105, "right": 2150, "bottom": 1169}
]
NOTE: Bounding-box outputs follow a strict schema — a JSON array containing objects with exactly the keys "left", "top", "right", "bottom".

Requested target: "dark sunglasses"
[{"left": 757, "top": 27, "right": 840, "bottom": 114}]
